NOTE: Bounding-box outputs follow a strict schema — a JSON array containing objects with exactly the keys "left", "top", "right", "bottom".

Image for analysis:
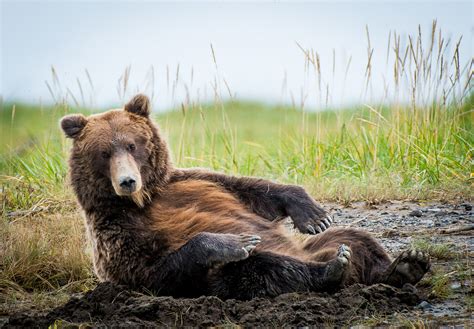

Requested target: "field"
[
  {"left": 1, "top": 96, "right": 473, "bottom": 326},
  {"left": 1, "top": 24, "right": 473, "bottom": 326}
]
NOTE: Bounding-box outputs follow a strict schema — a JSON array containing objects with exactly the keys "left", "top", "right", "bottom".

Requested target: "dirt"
[
  {"left": 2, "top": 201, "right": 473, "bottom": 327},
  {"left": 5, "top": 282, "right": 424, "bottom": 328}
]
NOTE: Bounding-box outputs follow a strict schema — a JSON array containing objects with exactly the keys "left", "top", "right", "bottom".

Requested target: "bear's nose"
[{"left": 119, "top": 176, "right": 136, "bottom": 190}]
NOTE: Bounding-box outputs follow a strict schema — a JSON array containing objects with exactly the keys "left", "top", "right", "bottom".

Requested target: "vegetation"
[
  {"left": 411, "top": 239, "right": 458, "bottom": 260},
  {"left": 1, "top": 95, "right": 472, "bottom": 217}
]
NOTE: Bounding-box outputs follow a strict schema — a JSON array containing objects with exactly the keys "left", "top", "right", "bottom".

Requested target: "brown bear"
[{"left": 60, "top": 94, "right": 430, "bottom": 300}]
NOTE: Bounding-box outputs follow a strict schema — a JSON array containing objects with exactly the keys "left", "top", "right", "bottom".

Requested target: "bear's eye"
[
  {"left": 101, "top": 151, "right": 111, "bottom": 159},
  {"left": 128, "top": 143, "right": 136, "bottom": 152}
]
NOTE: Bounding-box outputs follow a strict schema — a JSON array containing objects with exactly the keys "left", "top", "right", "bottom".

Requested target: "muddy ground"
[{"left": 2, "top": 201, "right": 473, "bottom": 327}]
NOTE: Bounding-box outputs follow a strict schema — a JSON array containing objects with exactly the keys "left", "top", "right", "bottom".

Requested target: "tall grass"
[
  {"left": 1, "top": 95, "right": 471, "bottom": 215},
  {"left": 0, "top": 24, "right": 472, "bottom": 309}
]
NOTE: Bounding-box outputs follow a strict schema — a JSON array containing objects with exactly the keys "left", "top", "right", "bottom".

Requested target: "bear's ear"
[
  {"left": 124, "top": 94, "right": 151, "bottom": 117},
  {"left": 60, "top": 114, "right": 88, "bottom": 139}
]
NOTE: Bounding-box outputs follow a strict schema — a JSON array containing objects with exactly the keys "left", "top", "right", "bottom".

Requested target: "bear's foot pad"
[{"left": 384, "top": 249, "right": 430, "bottom": 287}]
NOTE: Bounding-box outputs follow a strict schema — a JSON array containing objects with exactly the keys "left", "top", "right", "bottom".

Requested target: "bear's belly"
[{"left": 149, "top": 180, "right": 305, "bottom": 258}]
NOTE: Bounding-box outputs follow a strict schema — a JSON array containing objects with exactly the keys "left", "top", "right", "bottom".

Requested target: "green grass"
[
  {"left": 411, "top": 239, "right": 458, "bottom": 260},
  {"left": 1, "top": 97, "right": 473, "bottom": 215}
]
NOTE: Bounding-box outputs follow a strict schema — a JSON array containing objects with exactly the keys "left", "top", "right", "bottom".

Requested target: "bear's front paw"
[
  {"left": 195, "top": 233, "right": 261, "bottom": 266},
  {"left": 282, "top": 187, "right": 333, "bottom": 235}
]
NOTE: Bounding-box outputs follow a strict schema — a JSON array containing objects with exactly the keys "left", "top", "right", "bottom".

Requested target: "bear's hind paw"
[
  {"left": 317, "top": 244, "right": 352, "bottom": 289},
  {"left": 383, "top": 249, "right": 430, "bottom": 287}
]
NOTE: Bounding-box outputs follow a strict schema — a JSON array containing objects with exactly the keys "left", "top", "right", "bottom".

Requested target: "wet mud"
[{"left": 5, "top": 282, "right": 423, "bottom": 328}]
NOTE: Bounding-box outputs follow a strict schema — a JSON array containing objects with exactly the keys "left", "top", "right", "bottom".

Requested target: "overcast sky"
[{"left": 1, "top": 1, "right": 472, "bottom": 110}]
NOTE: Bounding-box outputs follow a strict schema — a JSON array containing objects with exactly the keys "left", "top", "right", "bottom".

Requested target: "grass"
[
  {"left": 411, "top": 239, "right": 458, "bottom": 260},
  {"left": 0, "top": 210, "right": 95, "bottom": 314},
  {"left": 0, "top": 23, "right": 473, "bottom": 317},
  {"left": 417, "top": 240, "right": 472, "bottom": 300},
  {"left": 1, "top": 96, "right": 472, "bottom": 217}
]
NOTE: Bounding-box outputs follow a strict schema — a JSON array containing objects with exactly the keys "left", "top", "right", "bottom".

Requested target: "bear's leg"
[
  {"left": 303, "top": 228, "right": 392, "bottom": 284},
  {"left": 379, "top": 250, "right": 431, "bottom": 287},
  {"left": 302, "top": 228, "right": 431, "bottom": 287},
  {"left": 207, "top": 246, "right": 351, "bottom": 300},
  {"left": 170, "top": 169, "right": 333, "bottom": 235},
  {"left": 150, "top": 232, "right": 262, "bottom": 297}
]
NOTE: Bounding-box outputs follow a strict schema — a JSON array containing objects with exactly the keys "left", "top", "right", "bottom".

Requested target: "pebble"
[
  {"left": 462, "top": 203, "right": 472, "bottom": 211},
  {"left": 450, "top": 282, "right": 461, "bottom": 290},
  {"left": 409, "top": 210, "right": 423, "bottom": 217},
  {"left": 439, "top": 217, "right": 452, "bottom": 226},
  {"left": 424, "top": 220, "right": 435, "bottom": 228},
  {"left": 417, "top": 301, "right": 433, "bottom": 310},
  {"left": 402, "top": 283, "right": 417, "bottom": 294},
  {"left": 435, "top": 211, "right": 449, "bottom": 217}
]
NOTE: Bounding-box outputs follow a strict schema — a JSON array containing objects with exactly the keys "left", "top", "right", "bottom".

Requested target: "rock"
[
  {"left": 450, "top": 282, "right": 462, "bottom": 290},
  {"left": 382, "top": 229, "right": 398, "bottom": 238},
  {"left": 417, "top": 301, "right": 433, "bottom": 310},
  {"left": 402, "top": 283, "right": 417, "bottom": 294},
  {"left": 409, "top": 210, "right": 423, "bottom": 217},
  {"left": 462, "top": 203, "right": 472, "bottom": 211},
  {"left": 423, "top": 219, "right": 435, "bottom": 228},
  {"left": 434, "top": 211, "right": 448, "bottom": 217}
]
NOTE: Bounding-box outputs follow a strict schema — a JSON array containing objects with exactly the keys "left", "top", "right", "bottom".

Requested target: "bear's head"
[{"left": 60, "top": 94, "right": 170, "bottom": 211}]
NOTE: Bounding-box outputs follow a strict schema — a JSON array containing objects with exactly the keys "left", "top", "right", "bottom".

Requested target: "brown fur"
[
  {"left": 149, "top": 180, "right": 305, "bottom": 259},
  {"left": 60, "top": 94, "right": 430, "bottom": 299}
]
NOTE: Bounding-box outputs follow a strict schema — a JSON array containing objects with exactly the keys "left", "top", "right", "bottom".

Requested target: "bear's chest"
[{"left": 85, "top": 223, "right": 110, "bottom": 281}]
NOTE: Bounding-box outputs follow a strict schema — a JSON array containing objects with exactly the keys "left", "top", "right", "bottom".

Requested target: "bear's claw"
[
  {"left": 208, "top": 233, "right": 262, "bottom": 265},
  {"left": 320, "top": 244, "right": 352, "bottom": 288},
  {"left": 302, "top": 215, "right": 333, "bottom": 235},
  {"left": 239, "top": 234, "right": 261, "bottom": 253},
  {"left": 337, "top": 244, "right": 352, "bottom": 264},
  {"left": 282, "top": 187, "right": 333, "bottom": 235}
]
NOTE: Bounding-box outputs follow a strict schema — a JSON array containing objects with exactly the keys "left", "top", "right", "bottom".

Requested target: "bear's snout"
[
  {"left": 110, "top": 153, "right": 143, "bottom": 196},
  {"left": 119, "top": 176, "right": 137, "bottom": 192}
]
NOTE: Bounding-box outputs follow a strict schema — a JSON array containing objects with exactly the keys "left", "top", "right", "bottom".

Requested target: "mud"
[
  {"left": 328, "top": 201, "right": 473, "bottom": 327},
  {"left": 5, "top": 282, "right": 422, "bottom": 328},
  {"left": 2, "top": 201, "right": 473, "bottom": 327}
]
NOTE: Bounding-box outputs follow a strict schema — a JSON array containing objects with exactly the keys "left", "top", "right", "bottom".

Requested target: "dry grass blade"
[{"left": 210, "top": 43, "right": 218, "bottom": 69}]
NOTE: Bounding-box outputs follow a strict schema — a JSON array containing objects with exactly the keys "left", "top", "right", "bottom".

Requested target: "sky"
[{"left": 1, "top": 1, "right": 473, "bottom": 110}]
